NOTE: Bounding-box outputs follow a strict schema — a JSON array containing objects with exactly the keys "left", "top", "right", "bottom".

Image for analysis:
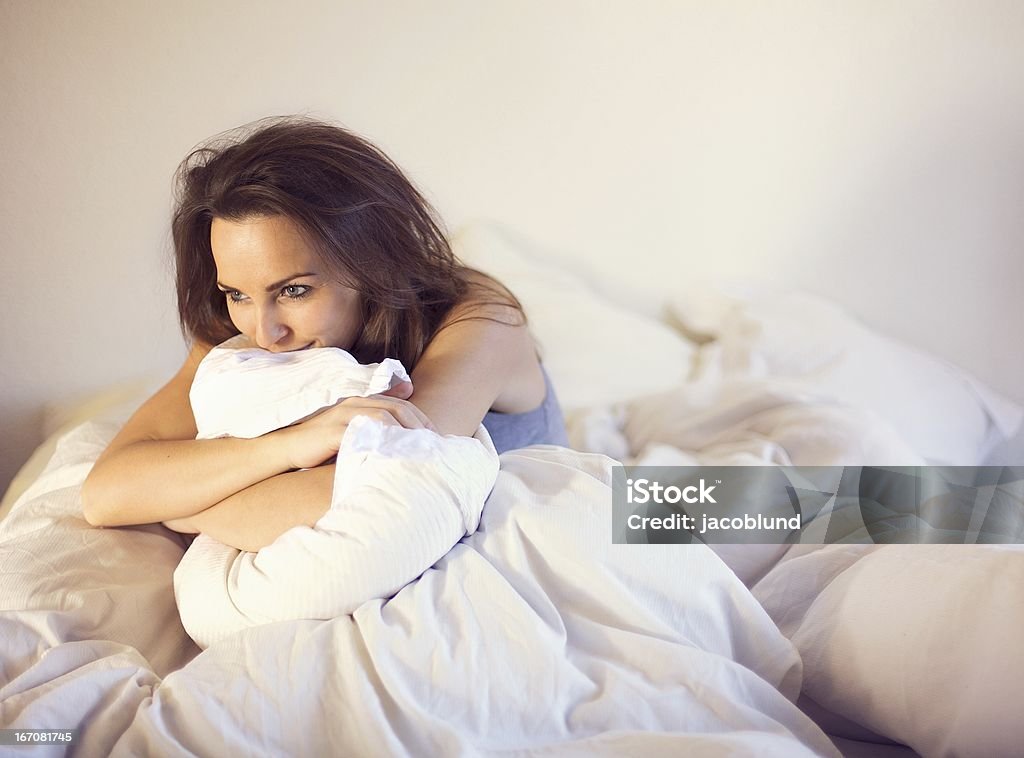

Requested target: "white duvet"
[
  {"left": 572, "top": 374, "right": 1024, "bottom": 755},
  {"left": 0, "top": 419, "right": 839, "bottom": 757},
  {"left": 4, "top": 284, "right": 1022, "bottom": 756},
  {"left": 568, "top": 287, "right": 1024, "bottom": 757}
]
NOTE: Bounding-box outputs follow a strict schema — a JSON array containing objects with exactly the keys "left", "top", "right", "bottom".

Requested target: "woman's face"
[{"left": 210, "top": 215, "right": 362, "bottom": 352}]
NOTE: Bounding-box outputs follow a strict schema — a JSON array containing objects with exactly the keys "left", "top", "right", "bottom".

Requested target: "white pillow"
[
  {"left": 754, "top": 543, "right": 1024, "bottom": 757},
  {"left": 175, "top": 341, "right": 498, "bottom": 648},
  {"left": 451, "top": 222, "right": 695, "bottom": 412},
  {"left": 669, "top": 284, "right": 1023, "bottom": 465},
  {"left": 189, "top": 334, "right": 410, "bottom": 440}
]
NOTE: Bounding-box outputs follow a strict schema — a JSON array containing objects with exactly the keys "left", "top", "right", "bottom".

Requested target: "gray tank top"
[{"left": 482, "top": 367, "right": 569, "bottom": 454}]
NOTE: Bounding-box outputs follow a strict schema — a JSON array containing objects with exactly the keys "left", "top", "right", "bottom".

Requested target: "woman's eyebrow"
[{"left": 216, "top": 272, "right": 318, "bottom": 292}]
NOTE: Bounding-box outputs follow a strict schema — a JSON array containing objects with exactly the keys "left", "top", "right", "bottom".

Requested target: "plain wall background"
[{"left": 2, "top": 0, "right": 1022, "bottom": 494}]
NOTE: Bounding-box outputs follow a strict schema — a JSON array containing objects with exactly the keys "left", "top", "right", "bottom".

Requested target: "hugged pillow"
[
  {"left": 174, "top": 338, "right": 499, "bottom": 648},
  {"left": 190, "top": 334, "right": 410, "bottom": 440},
  {"left": 669, "top": 284, "right": 1023, "bottom": 465},
  {"left": 451, "top": 222, "right": 695, "bottom": 412}
]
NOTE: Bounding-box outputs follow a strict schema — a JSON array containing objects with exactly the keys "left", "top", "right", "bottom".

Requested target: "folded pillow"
[
  {"left": 190, "top": 334, "right": 410, "bottom": 440},
  {"left": 174, "top": 339, "right": 499, "bottom": 648},
  {"left": 452, "top": 222, "right": 695, "bottom": 413}
]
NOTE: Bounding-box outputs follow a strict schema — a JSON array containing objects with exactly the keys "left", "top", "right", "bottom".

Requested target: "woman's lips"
[{"left": 280, "top": 342, "right": 314, "bottom": 352}]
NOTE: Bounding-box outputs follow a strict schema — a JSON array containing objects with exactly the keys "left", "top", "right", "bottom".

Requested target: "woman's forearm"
[
  {"left": 165, "top": 464, "right": 335, "bottom": 552},
  {"left": 82, "top": 434, "right": 296, "bottom": 527}
]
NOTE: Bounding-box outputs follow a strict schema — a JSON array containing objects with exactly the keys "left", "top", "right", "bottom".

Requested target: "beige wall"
[{"left": 2, "top": 0, "right": 1022, "bottom": 493}]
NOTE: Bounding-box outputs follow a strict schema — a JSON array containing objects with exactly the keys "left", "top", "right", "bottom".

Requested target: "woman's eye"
[
  {"left": 224, "top": 290, "right": 246, "bottom": 303},
  {"left": 282, "top": 285, "right": 310, "bottom": 299}
]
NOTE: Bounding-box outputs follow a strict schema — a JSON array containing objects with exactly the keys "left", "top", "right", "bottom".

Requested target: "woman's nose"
[{"left": 254, "top": 308, "right": 289, "bottom": 350}]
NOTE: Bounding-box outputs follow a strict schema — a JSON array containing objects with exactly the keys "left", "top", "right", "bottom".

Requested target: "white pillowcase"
[
  {"left": 669, "top": 284, "right": 1023, "bottom": 465},
  {"left": 754, "top": 543, "right": 1024, "bottom": 757},
  {"left": 190, "top": 334, "right": 410, "bottom": 440},
  {"left": 451, "top": 222, "right": 695, "bottom": 413}
]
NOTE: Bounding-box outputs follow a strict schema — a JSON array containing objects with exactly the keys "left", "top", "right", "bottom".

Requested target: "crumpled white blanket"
[
  {"left": 0, "top": 421, "right": 841, "bottom": 757},
  {"left": 174, "top": 337, "right": 499, "bottom": 649},
  {"left": 562, "top": 287, "right": 1024, "bottom": 757}
]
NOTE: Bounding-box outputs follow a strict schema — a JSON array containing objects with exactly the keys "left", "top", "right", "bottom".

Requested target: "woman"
[{"left": 82, "top": 116, "right": 567, "bottom": 551}]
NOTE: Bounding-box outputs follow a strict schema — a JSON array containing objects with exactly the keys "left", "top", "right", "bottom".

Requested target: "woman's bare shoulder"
[
  {"left": 445, "top": 268, "right": 526, "bottom": 327},
  {"left": 429, "top": 270, "right": 542, "bottom": 414}
]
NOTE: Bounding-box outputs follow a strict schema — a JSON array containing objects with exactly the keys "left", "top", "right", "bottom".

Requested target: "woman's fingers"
[
  {"left": 380, "top": 379, "right": 414, "bottom": 400},
  {"left": 336, "top": 395, "right": 435, "bottom": 431},
  {"left": 376, "top": 395, "right": 434, "bottom": 430},
  {"left": 279, "top": 395, "right": 438, "bottom": 469}
]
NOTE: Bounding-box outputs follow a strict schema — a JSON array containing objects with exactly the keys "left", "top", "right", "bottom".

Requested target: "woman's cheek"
[{"left": 227, "top": 305, "right": 249, "bottom": 336}]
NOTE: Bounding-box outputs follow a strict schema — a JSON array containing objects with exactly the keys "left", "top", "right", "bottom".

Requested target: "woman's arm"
[
  {"left": 166, "top": 299, "right": 543, "bottom": 551},
  {"left": 82, "top": 342, "right": 427, "bottom": 528},
  {"left": 162, "top": 390, "right": 434, "bottom": 549},
  {"left": 406, "top": 299, "right": 544, "bottom": 435},
  {"left": 82, "top": 342, "right": 299, "bottom": 527},
  {"left": 164, "top": 464, "right": 336, "bottom": 551}
]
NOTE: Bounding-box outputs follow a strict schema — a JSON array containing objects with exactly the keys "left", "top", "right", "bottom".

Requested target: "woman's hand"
[{"left": 277, "top": 385, "right": 435, "bottom": 470}]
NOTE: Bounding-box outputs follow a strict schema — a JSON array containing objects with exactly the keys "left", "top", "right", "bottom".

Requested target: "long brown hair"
[{"left": 172, "top": 115, "right": 521, "bottom": 369}]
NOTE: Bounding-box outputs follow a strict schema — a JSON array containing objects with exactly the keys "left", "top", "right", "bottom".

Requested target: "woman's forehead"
[{"left": 211, "top": 216, "right": 322, "bottom": 281}]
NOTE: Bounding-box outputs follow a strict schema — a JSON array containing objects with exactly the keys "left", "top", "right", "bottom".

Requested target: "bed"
[{"left": 2, "top": 222, "right": 1022, "bottom": 757}]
